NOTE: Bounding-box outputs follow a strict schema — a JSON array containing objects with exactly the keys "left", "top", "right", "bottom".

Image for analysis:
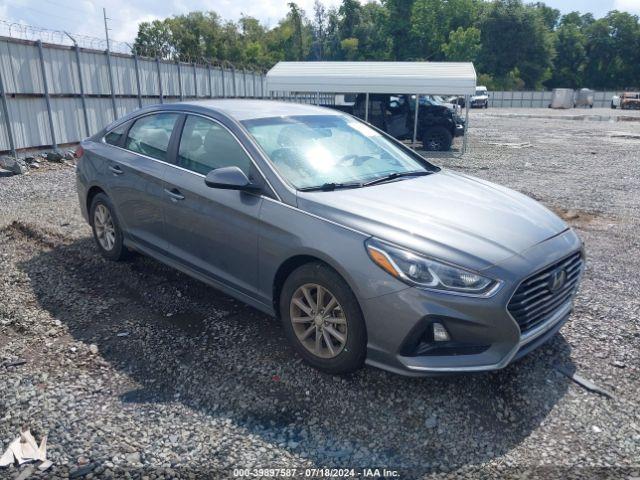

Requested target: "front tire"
[
  {"left": 90, "top": 193, "right": 129, "bottom": 261},
  {"left": 279, "top": 262, "right": 366, "bottom": 374},
  {"left": 422, "top": 126, "right": 453, "bottom": 151}
]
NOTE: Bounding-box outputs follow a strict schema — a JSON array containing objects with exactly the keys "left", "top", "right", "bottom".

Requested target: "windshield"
[
  {"left": 242, "top": 115, "right": 433, "bottom": 190},
  {"left": 475, "top": 89, "right": 487, "bottom": 96}
]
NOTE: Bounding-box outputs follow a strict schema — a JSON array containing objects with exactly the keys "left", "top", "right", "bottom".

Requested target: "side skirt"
[{"left": 124, "top": 238, "right": 275, "bottom": 317}]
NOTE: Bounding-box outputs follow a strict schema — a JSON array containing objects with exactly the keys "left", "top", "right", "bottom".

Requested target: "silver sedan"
[{"left": 76, "top": 100, "right": 584, "bottom": 375}]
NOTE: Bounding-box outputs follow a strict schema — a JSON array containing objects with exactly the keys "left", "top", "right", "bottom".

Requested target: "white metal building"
[{"left": 266, "top": 61, "right": 477, "bottom": 96}]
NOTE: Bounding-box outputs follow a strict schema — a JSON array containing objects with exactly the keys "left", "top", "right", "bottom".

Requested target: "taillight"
[{"left": 74, "top": 145, "right": 84, "bottom": 158}]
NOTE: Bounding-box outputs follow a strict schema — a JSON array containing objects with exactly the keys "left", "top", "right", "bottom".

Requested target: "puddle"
[{"left": 610, "top": 133, "right": 640, "bottom": 140}]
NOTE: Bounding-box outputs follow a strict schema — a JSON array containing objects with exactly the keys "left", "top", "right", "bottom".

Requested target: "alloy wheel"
[
  {"left": 426, "top": 134, "right": 444, "bottom": 150},
  {"left": 289, "top": 283, "right": 348, "bottom": 359},
  {"left": 94, "top": 204, "right": 116, "bottom": 251}
]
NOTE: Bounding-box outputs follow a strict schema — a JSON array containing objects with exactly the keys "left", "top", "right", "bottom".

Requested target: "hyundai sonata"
[{"left": 76, "top": 100, "right": 584, "bottom": 375}]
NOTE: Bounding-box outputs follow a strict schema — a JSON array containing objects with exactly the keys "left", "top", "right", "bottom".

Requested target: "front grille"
[{"left": 508, "top": 251, "right": 583, "bottom": 334}]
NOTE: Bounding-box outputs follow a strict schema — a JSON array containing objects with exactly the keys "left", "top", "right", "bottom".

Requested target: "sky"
[{"left": 1, "top": 0, "right": 640, "bottom": 47}]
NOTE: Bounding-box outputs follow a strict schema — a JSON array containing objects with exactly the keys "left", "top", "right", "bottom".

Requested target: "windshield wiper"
[
  {"left": 363, "top": 171, "right": 431, "bottom": 187},
  {"left": 298, "top": 181, "right": 363, "bottom": 192}
]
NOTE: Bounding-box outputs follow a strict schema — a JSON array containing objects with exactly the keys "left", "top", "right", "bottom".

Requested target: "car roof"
[{"left": 179, "top": 99, "right": 343, "bottom": 121}]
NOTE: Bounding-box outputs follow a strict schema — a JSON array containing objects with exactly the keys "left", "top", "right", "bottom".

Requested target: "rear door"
[
  {"left": 160, "top": 114, "right": 264, "bottom": 298},
  {"left": 106, "top": 112, "right": 180, "bottom": 251}
]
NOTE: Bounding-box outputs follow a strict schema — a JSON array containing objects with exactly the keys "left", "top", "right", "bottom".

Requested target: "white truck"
[{"left": 470, "top": 86, "right": 489, "bottom": 108}]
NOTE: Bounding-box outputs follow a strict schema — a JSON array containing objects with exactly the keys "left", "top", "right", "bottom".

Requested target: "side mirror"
[{"left": 205, "top": 166, "right": 261, "bottom": 193}]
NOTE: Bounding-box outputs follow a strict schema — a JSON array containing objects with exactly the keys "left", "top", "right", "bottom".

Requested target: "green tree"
[
  {"left": 354, "top": 2, "right": 392, "bottom": 59},
  {"left": 323, "top": 7, "right": 342, "bottom": 59},
  {"left": 382, "top": 0, "right": 415, "bottom": 59},
  {"left": 131, "top": 0, "right": 640, "bottom": 90},
  {"left": 311, "top": 0, "right": 327, "bottom": 59},
  {"left": 288, "top": 3, "right": 305, "bottom": 60},
  {"left": 133, "top": 20, "right": 174, "bottom": 58},
  {"left": 442, "top": 26, "right": 481, "bottom": 62},
  {"left": 478, "top": 0, "right": 554, "bottom": 89},
  {"left": 532, "top": 2, "right": 560, "bottom": 30},
  {"left": 548, "top": 23, "right": 586, "bottom": 87},
  {"left": 582, "top": 18, "right": 616, "bottom": 88},
  {"left": 607, "top": 11, "right": 640, "bottom": 88},
  {"left": 410, "top": 0, "right": 481, "bottom": 60},
  {"left": 340, "top": 38, "right": 359, "bottom": 59},
  {"left": 338, "top": 0, "right": 362, "bottom": 40}
]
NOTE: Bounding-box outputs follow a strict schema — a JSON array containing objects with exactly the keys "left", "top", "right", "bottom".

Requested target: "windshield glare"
[{"left": 242, "top": 115, "right": 431, "bottom": 190}]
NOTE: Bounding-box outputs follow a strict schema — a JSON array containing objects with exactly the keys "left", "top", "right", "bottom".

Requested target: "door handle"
[
  {"left": 164, "top": 188, "right": 185, "bottom": 201},
  {"left": 109, "top": 165, "right": 123, "bottom": 175}
]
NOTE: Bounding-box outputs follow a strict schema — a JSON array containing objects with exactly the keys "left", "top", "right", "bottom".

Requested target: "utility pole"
[
  {"left": 103, "top": 8, "right": 110, "bottom": 52},
  {"left": 103, "top": 8, "right": 117, "bottom": 119}
]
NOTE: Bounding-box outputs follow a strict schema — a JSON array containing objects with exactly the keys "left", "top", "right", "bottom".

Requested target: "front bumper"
[
  {"left": 454, "top": 124, "right": 465, "bottom": 137},
  {"left": 361, "top": 229, "right": 583, "bottom": 376}
]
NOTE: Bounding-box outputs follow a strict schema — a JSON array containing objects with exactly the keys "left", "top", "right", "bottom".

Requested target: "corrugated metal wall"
[
  {"left": 0, "top": 36, "right": 269, "bottom": 153},
  {"left": 488, "top": 90, "right": 617, "bottom": 108}
]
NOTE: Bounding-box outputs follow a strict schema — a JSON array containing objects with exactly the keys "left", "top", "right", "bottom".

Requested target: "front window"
[
  {"left": 177, "top": 115, "right": 252, "bottom": 176},
  {"left": 475, "top": 89, "right": 486, "bottom": 96},
  {"left": 242, "top": 115, "right": 434, "bottom": 190}
]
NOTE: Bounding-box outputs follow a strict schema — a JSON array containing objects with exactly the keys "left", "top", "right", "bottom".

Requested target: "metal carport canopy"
[{"left": 265, "top": 61, "right": 477, "bottom": 95}]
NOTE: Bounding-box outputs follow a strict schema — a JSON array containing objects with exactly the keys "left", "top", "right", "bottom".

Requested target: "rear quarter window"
[{"left": 104, "top": 123, "right": 129, "bottom": 146}]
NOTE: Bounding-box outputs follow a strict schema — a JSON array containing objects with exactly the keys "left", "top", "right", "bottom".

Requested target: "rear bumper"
[
  {"left": 454, "top": 124, "right": 465, "bottom": 137},
  {"left": 76, "top": 170, "right": 90, "bottom": 223},
  {"left": 361, "top": 229, "right": 583, "bottom": 376}
]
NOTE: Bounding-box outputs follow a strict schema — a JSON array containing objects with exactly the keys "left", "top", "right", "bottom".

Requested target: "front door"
[{"left": 161, "top": 114, "right": 264, "bottom": 299}]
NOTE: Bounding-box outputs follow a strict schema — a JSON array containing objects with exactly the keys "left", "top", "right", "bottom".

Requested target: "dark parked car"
[
  {"left": 76, "top": 100, "right": 584, "bottom": 376},
  {"left": 327, "top": 93, "right": 464, "bottom": 151}
]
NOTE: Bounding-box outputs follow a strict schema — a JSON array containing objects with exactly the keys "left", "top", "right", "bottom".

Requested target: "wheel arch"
[
  {"left": 271, "top": 253, "right": 359, "bottom": 319},
  {"left": 86, "top": 185, "right": 107, "bottom": 224}
]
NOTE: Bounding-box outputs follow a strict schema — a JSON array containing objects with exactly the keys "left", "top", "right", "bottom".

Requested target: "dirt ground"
[{"left": 1, "top": 108, "right": 639, "bottom": 479}]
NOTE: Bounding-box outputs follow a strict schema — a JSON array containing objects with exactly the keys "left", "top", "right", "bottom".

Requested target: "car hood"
[
  {"left": 471, "top": 95, "right": 488, "bottom": 101},
  {"left": 296, "top": 171, "right": 568, "bottom": 270}
]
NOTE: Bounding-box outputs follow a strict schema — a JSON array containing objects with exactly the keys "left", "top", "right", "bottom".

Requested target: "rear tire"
[
  {"left": 422, "top": 126, "right": 453, "bottom": 151},
  {"left": 279, "top": 262, "right": 367, "bottom": 375},
  {"left": 90, "top": 193, "right": 129, "bottom": 261}
]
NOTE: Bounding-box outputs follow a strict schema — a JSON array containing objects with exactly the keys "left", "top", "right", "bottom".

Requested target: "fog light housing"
[{"left": 432, "top": 322, "right": 450, "bottom": 342}]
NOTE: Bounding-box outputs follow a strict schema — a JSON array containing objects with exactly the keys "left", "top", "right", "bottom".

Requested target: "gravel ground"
[{"left": 1, "top": 109, "right": 639, "bottom": 479}]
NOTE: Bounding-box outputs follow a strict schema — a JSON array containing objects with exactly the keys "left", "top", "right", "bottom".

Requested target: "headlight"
[{"left": 365, "top": 238, "right": 500, "bottom": 296}]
